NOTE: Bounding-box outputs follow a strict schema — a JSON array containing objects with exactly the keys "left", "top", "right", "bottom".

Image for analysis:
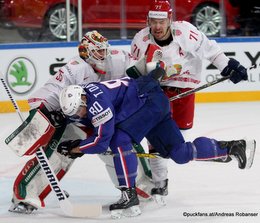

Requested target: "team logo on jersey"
[
  {"left": 6, "top": 57, "right": 36, "bottom": 94},
  {"left": 70, "top": 60, "right": 79, "bottom": 65},
  {"left": 173, "top": 29, "right": 182, "bottom": 36},
  {"left": 92, "top": 107, "right": 113, "bottom": 127},
  {"left": 143, "top": 35, "right": 150, "bottom": 42},
  {"left": 110, "top": 50, "right": 119, "bottom": 55},
  {"left": 161, "top": 64, "right": 182, "bottom": 82}
]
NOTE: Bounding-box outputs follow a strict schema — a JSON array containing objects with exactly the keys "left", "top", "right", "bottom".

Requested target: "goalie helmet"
[
  {"left": 148, "top": 0, "right": 172, "bottom": 20},
  {"left": 59, "top": 85, "right": 86, "bottom": 117},
  {"left": 78, "top": 30, "right": 110, "bottom": 74}
]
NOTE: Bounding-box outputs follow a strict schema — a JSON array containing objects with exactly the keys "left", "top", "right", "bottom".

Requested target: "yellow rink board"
[
  {"left": 1, "top": 91, "right": 260, "bottom": 113},
  {"left": 194, "top": 91, "right": 260, "bottom": 103}
]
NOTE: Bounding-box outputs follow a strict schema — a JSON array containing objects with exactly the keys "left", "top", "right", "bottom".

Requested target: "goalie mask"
[
  {"left": 59, "top": 85, "right": 87, "bottom": 117},
  {"left": 78, "top": 30, "right": 110, "bottom": 74}
]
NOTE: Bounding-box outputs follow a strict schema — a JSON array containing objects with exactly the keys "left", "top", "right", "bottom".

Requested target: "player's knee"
[
  {"left": 169, "top": 143, "right": 193, "bottom": 164},
  {"left": 169, "top": 152, "right": 189, "bottom": 164}
]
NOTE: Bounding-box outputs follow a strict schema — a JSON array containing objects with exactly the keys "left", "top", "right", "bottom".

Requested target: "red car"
[{"left": 0, "top": 0, "right": 239, "bottom": 40}]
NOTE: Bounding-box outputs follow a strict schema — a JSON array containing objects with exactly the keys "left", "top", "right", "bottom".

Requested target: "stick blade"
[{"left": 65, "top": 204, "right": 102, "bottom": 218}]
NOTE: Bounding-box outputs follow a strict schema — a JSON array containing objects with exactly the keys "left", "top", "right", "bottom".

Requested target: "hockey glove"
[
  {"left": 47, "top": 111, "right": 67, "bottom": 127},
  {"left": 38, "top": 104, "right": 67, "bottom": 128},
  {"left": 221, "top": 58, "right": 248, "bottom": 84},
  {"left": 57, "top": 139, "right": 83, "bottom": 159}
]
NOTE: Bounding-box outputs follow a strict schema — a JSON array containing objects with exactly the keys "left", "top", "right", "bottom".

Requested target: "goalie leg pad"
[
  {"left": 11, "top": 123, "right": 86, "bottom": 209},
  {"left": 12, "top": 151, "right": 73, "bottom": 208}
]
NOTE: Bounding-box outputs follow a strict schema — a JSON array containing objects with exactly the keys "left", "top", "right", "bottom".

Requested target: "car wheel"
[
  {"left": 192, "top": 4, "right": 221, "bottom": 36},
  {"left": 45, "top": 4, "right": 78, "bottom": 40}
]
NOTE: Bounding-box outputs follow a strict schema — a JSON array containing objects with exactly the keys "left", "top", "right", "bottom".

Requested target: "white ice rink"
[{"left": 1, "top": 102, "right": 260, "bottom": 223}]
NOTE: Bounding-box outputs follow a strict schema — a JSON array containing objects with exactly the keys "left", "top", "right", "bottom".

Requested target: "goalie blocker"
[{"left": 5, "top": 108, "right": 56, "bottom": 156}]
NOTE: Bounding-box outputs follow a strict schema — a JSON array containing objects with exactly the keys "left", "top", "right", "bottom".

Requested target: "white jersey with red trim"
[
  {"left": 28, "top": 50, "right": 133, "bottom": 111},
  {"left": 131, "top": 21, "right": 229, "bottom": 89},
  {"left": 102, "top": 49, "right": 135, "bottom": 81}
]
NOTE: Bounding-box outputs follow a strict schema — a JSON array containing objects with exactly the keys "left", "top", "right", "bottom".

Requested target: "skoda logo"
[{"left": 6, "top": 57, "right": 37, "bottom": 94}]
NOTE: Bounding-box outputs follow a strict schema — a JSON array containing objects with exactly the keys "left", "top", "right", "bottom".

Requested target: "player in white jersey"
[
  {"left": 9, "top": 30, "right": 156, "bottom": 214},
  {"left": 131, "top": 0, "right": 248, "bottom": 204}
]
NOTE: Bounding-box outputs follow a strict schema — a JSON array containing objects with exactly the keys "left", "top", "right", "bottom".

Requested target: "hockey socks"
[{"left": 169, "top": 137, "right": 228, "bottom": 163}]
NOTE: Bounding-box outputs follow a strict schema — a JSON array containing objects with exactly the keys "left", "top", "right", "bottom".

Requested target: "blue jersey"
[{"left": 78, "top": 77, "right": 147, "bottom": 154}]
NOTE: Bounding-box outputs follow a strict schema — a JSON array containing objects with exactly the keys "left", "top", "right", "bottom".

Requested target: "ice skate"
[
  {"left": 151, "top": 179, "right": 168, "bottom": 206},
  {"left": 213, "top": 156, "right": 232, "bottom": 163},
  {"left": 9, "top": 200, "right": 37, "bottom": 214},
  {"left": 109, "top": 187, "right": 141, "bottom": 219},
  {"left": 219, "top": 139, "right": 256, "bottom": 169}
]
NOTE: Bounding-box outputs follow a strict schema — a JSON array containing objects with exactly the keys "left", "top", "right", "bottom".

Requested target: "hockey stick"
[
  {"left": 169, "top": 63, "right": 259, "bottom": 101},
  {"left": 0, "top": 72, "right": 102, "bottom": 218},
  {"left": 102, "top": 150, "right": 163, "bottom": 159}
]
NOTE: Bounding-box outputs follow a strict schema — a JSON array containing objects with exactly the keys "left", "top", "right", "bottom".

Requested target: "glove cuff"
[{"left": 212, "top": 52, "right": 229, "bottom": 72}]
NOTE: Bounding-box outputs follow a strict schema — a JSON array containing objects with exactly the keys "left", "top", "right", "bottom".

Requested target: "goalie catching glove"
[
  {"left": 221, "top": 58, "right": 248, "bottom": 84},
  {"left": 57, "top": 139, "right": 84, "bottom": 159}
]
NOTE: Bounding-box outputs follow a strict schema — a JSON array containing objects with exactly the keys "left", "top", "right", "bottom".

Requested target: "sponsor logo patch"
[{"left": 92, "top": 107, "right": 113, "bottom": 127}]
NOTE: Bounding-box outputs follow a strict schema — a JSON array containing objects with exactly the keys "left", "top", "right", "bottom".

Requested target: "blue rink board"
[{"left": 0, "top": 37, "right": 260, "bottom": 50}]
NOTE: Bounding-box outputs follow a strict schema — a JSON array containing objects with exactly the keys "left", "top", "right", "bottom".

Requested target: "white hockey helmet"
[
  {"left": 78, "top": 30, "right": 110, "bottom": 74},
  {"left": 59, "top": 85, "right": 86, "bottom": 116}
]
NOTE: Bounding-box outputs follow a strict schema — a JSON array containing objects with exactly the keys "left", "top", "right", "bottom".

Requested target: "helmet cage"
[{"left": 79, "top": 31, "right": 110, "bottom": 74}]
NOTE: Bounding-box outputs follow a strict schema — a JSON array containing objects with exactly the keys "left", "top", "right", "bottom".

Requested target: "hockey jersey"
[
  {"left": 131, "top": 21, "right": 229, "bottom": 88},
  {"left": 28, "top": 49, "right": 135, "bottom": 111},
  {"left": 78, "top": 77, "right": 146, "bottom": 154}
]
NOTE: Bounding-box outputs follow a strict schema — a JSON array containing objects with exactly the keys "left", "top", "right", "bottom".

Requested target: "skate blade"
[
  {"left": 245, "top": 139, "right": 256, "bottom": 169},
  {"left": 152, "top": 195, "right": 166, "bottom": 206},
  {"left": 8, "top": 205, "right": 36, "bottom": 214},
  {"left": 110, "top": 205, "right": 141, "bottom": 219}
]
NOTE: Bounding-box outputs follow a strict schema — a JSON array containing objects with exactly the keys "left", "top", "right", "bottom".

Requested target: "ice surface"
[{"left": 1, "top": 102, "right": 260, "bottom": 223}]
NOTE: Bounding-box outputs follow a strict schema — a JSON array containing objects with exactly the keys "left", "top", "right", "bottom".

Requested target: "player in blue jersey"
[{"left": 57, "top": 68, "right": 256, "bottom": 219}]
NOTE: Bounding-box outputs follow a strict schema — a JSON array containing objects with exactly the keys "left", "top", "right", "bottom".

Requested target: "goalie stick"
[
  {"left": 0, "top": 72, "right": 102, "bottom": 218},
  {"left": 169, "top": 63, "right": 259, "bottom": 101}
]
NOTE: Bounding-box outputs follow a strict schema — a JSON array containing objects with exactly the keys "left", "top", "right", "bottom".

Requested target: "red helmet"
[{"left": 148, "top": 0, "right": 172, "bottom": 20}]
